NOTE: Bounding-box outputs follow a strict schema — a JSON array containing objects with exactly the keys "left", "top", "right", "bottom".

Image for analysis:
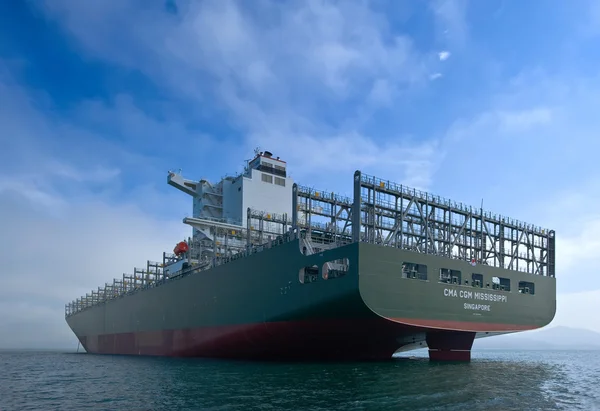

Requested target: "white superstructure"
[{"left": 167, "top": 150, "right": 294, "bottom": 260}]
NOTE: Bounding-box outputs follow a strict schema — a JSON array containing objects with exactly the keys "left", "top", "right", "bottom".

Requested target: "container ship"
[{"left": 65, "top": 150, "right": 556, "bottom": 361}]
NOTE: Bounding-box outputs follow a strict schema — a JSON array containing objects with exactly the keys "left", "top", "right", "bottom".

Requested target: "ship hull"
[
  {"left": 67, "top": 239, "right": 556, "bottom": 361},
  {"left": 73, "top": 318, "right": 421, "bottom": 361}
]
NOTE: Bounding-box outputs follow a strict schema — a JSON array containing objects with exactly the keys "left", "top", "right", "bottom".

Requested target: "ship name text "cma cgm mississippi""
[
  {"left": 443, "top": 288, "right": 508, "bottom": 312},
  {"left": 443, "top": 288, "right": 508, "bottom": 302}
]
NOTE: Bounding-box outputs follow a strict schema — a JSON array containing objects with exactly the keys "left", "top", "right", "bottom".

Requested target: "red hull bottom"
[
  {"left": 77, "top": 319, "right": 477, "bottom": 362},
  {"left": 426, "top": 330, "right": 476, "bottom": 361}
]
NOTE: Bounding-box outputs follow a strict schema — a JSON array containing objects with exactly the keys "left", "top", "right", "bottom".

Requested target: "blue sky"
[{"left": 1, "top": 0, "right": 600, "bottom": 348}]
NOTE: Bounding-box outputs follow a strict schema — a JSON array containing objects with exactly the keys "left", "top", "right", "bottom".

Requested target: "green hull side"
[
  {"left": 66, "top": 239, "right": 373, "bottom": 340},
  {"left": 357, "top": 242, "right": 556, "bottom": 332},
  {"left": 66, "top": 238, "right": 556, "bottom": 358}
]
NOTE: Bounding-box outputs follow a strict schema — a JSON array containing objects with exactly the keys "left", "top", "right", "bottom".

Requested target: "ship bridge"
[{"left": 167, "top": 150, "right": 294, "bottom": 258}]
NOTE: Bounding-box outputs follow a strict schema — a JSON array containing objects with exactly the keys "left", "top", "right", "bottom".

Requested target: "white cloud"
[
  {"left": 48, "top": 162, "right": 121, "bottom": 183},
  {"left": 250, "top": 131, "right": 442, "bottom": 191},
  {"left": 429, "top": 68, "right": 600, "bottom": 303},
  {"left": 0, "top": 178, "right": 66, "bottom": 212},
  {"left": 430, "top": 72, "right": 443, "bottom": 80},
  {"left": 0, "top": 192, "right": 188, "bottom": 349},
  {"left": 33, "top": 0, "right": 444, "bottom": 191},
  {"left": 39, "top": 0, "right": 432, "bottom": 101},
  {"left": 0, "top": 72, "right": 194, "bottom": 348},
  {"left": 496, "top": 107, "right": 553, "bottom": 132},
  {"left": 438, "top": 50, "right": 451, "bottom": 61}
]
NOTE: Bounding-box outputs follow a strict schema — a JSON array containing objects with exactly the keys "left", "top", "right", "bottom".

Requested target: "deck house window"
[
  {"left": 518, "top": 281, "right": 535, "bottom": 295},
  {"left": 471, "top": 273, "right": 484, "bottom": 288},
  {"left": 402, "top": 262, "right": 427, "bottom": 280},
  {"left": 440, "top": 268, "right": 462, "bottom": 285}
]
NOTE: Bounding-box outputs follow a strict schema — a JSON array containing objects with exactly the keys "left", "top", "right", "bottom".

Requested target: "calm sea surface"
[{"left": 1, "top": 349, "right": 599, "bottom": 410}]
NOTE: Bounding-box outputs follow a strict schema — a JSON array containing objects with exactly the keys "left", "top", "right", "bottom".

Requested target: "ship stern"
[{"left": 357, "top": 242, "right": 557, "bottom": 361}]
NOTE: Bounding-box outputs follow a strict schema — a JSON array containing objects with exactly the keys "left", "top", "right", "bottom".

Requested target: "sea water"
[{"left": 1, "top": 349, "right": 599, "bottom": 410}]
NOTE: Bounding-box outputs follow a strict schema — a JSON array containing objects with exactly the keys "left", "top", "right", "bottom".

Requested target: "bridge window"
[
  {"left": 492, "top": 276, "right": 511, "bottom": 291},
  {"left": 518, "top": 281, "right": 535, "bottom": 295},
  {"left": 322, "top": 258, "right": 349, "bottom": 280},
  {"left": 262, "top": 173, "right": 273, "bottom": 184},
  {"left": 274, "top": 177, "right": 285, "bottom": 186},
  {"left": 299, "top": 265, "right": 319, "bottom": 284},
  {"left": 471, "top": 273, "right": 484, "bottom": 288},
  {"left": 402, "top": 262, "right": 427, "bottom": 280},
  {"left": 440, "top": 268, "right": 461, "bottom": 285}
]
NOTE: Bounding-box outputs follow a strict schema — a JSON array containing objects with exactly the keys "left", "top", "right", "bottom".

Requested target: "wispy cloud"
[
  {"left": 0, "top": 191, "right": 188, "bottom": 348},
  {"left": 0, "top": 74, "right": 192, "bottom": 348},
  {"left": 495, "top": 107, "right": 553, "bottom": 131},
  {"left": 431, "top": 68, "right": 600, "bottom": 305},
  {"left": 34, "top": 0, "right": 447, "bottom": 189}
]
